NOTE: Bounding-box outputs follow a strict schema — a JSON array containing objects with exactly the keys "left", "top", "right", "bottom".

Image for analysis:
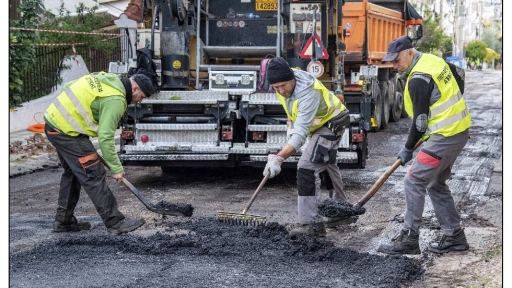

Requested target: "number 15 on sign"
[{"left": 307, "top": 61, "right": 324, "bottom": 78}]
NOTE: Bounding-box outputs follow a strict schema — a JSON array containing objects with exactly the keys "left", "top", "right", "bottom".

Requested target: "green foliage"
[
  {"left": 465, "top": 40, "right": 488, "bottom": 62},
  {"left": 484, "top": 48, "right": 500, "bottom": 64},
  {"left": 481, "top": 25, "right": 502, "bottom": 64},
  {"left": 9, "top": 0, "right": 45, "bottom": 108},
  {"left": 414, "top": 8, "right": 452, "bottom": 55},
  {"left": 9, "top": 0, "right": 118, "bottom": 108},
  {"left": 38, "top": 1, "right": 116, "bottom": 64}
]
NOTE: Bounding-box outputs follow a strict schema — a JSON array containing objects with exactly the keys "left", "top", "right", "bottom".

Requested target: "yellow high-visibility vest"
[
  {"left": 46, "top": 72, "right": 127, "bottom": 137},
  {"left": 277, "top": 79, "right": 346, "bottom": 134},
  {"left": 404, "top": 54, "right": 471, "bottom": 140}
]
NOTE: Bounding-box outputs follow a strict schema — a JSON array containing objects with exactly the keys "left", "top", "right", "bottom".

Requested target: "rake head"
[{"left": 216, "top": 211, "right": 267, "bottom": 227}]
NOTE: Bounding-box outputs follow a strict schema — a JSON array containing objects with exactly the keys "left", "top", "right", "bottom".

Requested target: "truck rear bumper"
[{"left": 119, "top": 151, "right": 359, "bottom": 167}]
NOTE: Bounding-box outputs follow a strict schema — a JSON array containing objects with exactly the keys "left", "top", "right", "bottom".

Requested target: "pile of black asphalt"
[
  {"left": 152, "top": 200, "right": 194, "bottom": 217},
  {"left": 10, "top": 218, "right": 422, "bottom": 288},
  {"left": 318, "top": 199, "right": 367, "bottom": 219}
]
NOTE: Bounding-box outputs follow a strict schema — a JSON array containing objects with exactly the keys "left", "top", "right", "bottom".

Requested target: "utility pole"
[
  {"left": 439, "top": 0, "right": 443, "bottom": 31},
  {"left": 453, "top": 0, "right": 460, "bottom": 56}
]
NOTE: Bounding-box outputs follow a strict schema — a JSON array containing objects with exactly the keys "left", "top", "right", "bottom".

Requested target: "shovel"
[
  {"left": 353, "top": 139, "right": 423, "bottom": 208},
  {"left": 319, "top": 140, "right": 423, "bottom": 219},
  {"left": 99, "top": 156, "right": 193, "bottom": 217}
]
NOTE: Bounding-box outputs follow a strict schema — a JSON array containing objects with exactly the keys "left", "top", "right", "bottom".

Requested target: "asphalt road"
[{"left": 8, "top": 70, "right": 503, "bottom": 287}]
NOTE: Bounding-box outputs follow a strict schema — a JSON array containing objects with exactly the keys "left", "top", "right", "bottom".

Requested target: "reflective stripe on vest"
[
  {"left": 46, "top": 73, "right": 126, "bottom": 137},
  {"left": 53, "top": 87, "right": 98, "bottom": 134},
  {"left": 429, "top": 91, "right": 463, "bottom": 117},
  {"left": 277, "top": 79, "right": 344, "bottom": 133},
  {"left": 426, "top": 107, "right": 469, "bottom": 135},
  {"left": 404, "top": 54, "right": 471, "bottom": 139}
]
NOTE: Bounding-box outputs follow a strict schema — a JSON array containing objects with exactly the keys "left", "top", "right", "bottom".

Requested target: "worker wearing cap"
[
  {"left": 377, "top": 36, "right": 471, "bottom": 255},
  {"left": 264, "top": 57, "right": 350, "bottom": 237},
  {"left": 44, "top": 71, "right": 155, "bottom": 235}
]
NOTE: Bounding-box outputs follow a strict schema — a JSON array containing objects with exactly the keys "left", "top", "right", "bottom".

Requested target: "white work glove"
[{"left": 264, "top": 154, "right": 285, "bottom": 178}]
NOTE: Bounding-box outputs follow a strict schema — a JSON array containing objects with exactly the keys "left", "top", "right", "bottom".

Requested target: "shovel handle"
[
  {"left": 98, "top": 154, "right": 186, "bottom": 216},
  {"left": 354, "top": 139, "right": 423, "bottom": 208},
  {"left": 97, "top": 155, "right": 153, "bottom": 209},
  {"left": 242, "top": 171, "right": 270, "bottom": 215}
]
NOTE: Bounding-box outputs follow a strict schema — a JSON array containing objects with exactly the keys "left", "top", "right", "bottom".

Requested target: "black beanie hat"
[
  {"left": 267, "top": 57, "right": 295, "bottom": 85},
  {"left": 133, "top": 73, "right": 155, "bottom": 97}
]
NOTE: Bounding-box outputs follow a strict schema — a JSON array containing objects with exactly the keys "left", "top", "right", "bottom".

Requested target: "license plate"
[{"left": 256, "top": 0, "right": 277, "bottom": 11}]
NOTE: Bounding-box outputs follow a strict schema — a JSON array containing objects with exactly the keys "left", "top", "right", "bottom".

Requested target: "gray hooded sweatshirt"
[{"left": 285, "top": 69, "right": 329, "bottom": 151}]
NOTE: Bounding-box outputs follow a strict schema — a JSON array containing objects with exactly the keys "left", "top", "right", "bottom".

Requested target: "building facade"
[{"left": 409, "top": 0, "right": 502, "bottom": 57}]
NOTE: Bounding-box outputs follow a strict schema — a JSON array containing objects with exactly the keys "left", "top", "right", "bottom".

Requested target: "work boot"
[
  {"left": 53, "top": 216, "right": 92, "bottom": 232},
  {"left": 377, "top": 229, "right": 421, "bottom": 255},
  {"left": 290, "top": 222, "right": 327, "bottom": 237},
  {"left": 324, "top": 217, "right": 353, "bottom": 228},
  {"left": 107, "top": 218, "right": 145, "bottom": 235},
  {"left": 428, "top": 228, "right": 469, "bottom": 253}
]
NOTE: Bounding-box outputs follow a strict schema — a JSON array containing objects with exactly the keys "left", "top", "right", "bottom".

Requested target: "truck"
[{"left": 109, "top": 0, "right": 423, "bottom": 172}]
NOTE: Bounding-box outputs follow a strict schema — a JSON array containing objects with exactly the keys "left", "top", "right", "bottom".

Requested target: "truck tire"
[
  {"left": 379, "top": 81, "right": 390, "bottom": 129},
  {"left": 371, "top": 84, "right": 382, "bottom": 132},
  {"left": 389, "top": 75, "right": 404, "bottom": 122}
]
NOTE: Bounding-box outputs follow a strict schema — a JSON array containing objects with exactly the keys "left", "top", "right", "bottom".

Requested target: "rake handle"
[
  {"left": 354, "top": 139, "right": 423, "bottom": 208},
  {"left": 242, "top": 172, "right": 270, "bottom": 215}
]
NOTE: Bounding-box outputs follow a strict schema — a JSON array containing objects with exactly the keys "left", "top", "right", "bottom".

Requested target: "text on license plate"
[{"left": 256, "top": 1, "right": 277, "bottom": 11}]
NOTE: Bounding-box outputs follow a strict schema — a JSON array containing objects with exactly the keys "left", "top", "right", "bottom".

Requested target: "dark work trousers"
[
  {"left": 44, "top": 123, "right": 125, "bottom": 228},
  {"left": 297, "top": 126, "right": 347, "bottom": 224},
  {"left": 403, "top": 129, "right": 469, "bottom": 236}
]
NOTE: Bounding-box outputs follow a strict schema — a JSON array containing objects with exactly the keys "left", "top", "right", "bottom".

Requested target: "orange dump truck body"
[{"left": 337, "top": 0, "right": 418, "bottom": 66}]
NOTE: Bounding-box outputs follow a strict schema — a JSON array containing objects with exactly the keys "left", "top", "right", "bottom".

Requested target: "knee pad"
[{"left": 297, "top": 168, "right": 315, "bottom": 196}]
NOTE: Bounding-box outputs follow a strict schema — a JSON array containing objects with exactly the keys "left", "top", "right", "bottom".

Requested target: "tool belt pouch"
[
  {"left": 327, "top": 109, "right": 350, "bottom": 134},
  {"left": 310, "top": 135, "right": 340, "bottom": 164}
]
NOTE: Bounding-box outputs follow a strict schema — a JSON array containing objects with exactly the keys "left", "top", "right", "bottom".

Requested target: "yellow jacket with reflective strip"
[
  {"left": 404, "top": 54, "right": 471, "bottom": 140},
  {"left": 46, "top": 72, "right": 127, "bottom": 137},
  {"left": 277, "top": 79, "right": 345, "bottom": 134}
]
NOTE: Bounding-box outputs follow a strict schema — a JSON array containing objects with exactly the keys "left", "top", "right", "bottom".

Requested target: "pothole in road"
[{"left": 10, "top": 218, "right": 424, "bottom": 287}]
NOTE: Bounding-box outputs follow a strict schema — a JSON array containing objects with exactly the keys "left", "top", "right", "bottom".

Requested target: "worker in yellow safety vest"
[
  {"left": 264, "top": 57, "right": 351, "bottom": 237},
  {"left": 44, "top": 71, "right": 155, "bottom": 235},
  {"left": 378, "top": 35, "right": 471, "bottom": 255}
]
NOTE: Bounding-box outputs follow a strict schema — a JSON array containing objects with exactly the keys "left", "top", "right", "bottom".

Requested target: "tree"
[
  {"left": 38, "top": 1, "right": 115, "bottom": 64},
  {"left": 9, "top": 0, "right": 45, "bottom": 108},
  {"left": 465, "top": 40, "right": 488, "bottom": 63},
  {"left": 9, "top": 0, "right": 118, "bottom": 108},
  {"left": 481, "top": 23, "right": 502, "bottom": 66},
  {"left": 414, "top": 8, "right": 452, "bottom": 55}
]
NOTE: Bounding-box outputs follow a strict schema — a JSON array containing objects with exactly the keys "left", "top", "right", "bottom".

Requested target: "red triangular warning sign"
[{"left": 299, "top": 34, "right": 329, "bottom": 60}]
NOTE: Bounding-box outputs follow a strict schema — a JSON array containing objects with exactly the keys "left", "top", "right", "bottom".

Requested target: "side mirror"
[
  {"left": 407, "top": 24, "right": 423, "bottom": 40},
  {"left": 337, "top": 42, "right": 346, "bottom": 51}
]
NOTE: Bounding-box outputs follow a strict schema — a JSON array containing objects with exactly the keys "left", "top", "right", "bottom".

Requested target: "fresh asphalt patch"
[{"left": 10, "top": 217, "right": 423, "bottom": 288}]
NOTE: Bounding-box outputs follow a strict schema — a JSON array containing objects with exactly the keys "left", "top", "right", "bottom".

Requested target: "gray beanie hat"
[
  {"left": 267, "top": 57, "right": 295, "bottom": 84},
  {"left": 133, "top": 73, "right": 155, "bottom": 97}
]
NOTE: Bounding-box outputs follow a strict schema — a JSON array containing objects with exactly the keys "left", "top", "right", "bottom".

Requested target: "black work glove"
[
  {"left": 328, "top": 109, "right": 350, "bottom": 134},
  {"left": 397, "top": 148, "right": 413, "bottom": 166}
]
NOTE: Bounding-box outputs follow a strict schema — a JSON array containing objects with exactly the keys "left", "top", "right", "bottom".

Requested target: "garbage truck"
[{"left": 109, "top": 0, "right": 423, "bottom": 171}]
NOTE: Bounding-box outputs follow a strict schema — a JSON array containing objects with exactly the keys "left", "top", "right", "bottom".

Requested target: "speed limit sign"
[{"left": 307, "top": 60, "right": 324, "bottom": 78}]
